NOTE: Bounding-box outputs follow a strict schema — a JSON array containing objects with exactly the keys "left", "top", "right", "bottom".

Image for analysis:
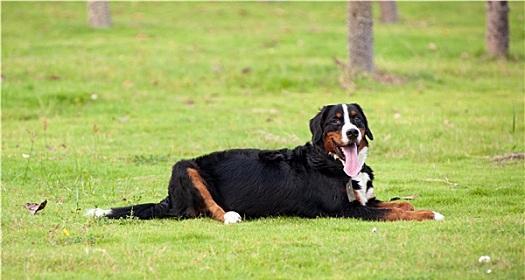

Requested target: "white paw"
[
  {"left": 432, "top": 211, "right": 445, "bottom": 221},
  {"left": 85, "top": 208, "right": 112, "bottom": 218},
  {"left": 223, "top": 211, "right": 242, "bottom": 224}
]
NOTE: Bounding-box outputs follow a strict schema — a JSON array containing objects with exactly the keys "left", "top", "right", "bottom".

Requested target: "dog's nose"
[{"left": 346, "top": 129, "right": 359, "bottom": 138}]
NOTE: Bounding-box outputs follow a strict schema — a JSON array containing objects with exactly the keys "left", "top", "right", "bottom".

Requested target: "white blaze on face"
[
  {"left": 339, "top": 104, "right": 365, "bottom": 177},
  {"left": 341, "top": 104, "right": 362, "bottom": 144}
]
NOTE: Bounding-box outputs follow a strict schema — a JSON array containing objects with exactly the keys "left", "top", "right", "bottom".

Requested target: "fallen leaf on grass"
[
  {"left": 241, "top": 67, "right": 252, "bottom": 74},
  {"left": 25, "top": 200, "right": 47, "bottom": 215}
]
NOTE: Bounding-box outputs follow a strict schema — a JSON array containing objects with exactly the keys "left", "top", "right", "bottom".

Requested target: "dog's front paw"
[{"left": 224, "top": 211, "right": 242, "bottom": 224}]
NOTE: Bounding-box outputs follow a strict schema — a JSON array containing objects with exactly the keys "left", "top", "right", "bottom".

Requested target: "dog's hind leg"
[
  {"left": 186, "top": 168, "right": 241, "bottom": 224},
  {"left": 168, "top": 160, "right": 241, "bottom": 224}
]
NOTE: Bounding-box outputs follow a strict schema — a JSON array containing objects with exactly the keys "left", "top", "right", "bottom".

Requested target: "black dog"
[{"left": 87, "top": 104, "right": 444, "bottom": 223}]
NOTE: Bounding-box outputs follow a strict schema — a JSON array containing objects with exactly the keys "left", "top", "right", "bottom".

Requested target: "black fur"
[{"left": 104, "top": 104, "right": 391, "bottom": 221}]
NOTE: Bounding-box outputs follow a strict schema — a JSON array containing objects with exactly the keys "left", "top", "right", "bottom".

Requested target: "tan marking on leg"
[
  {"left": 383, "top": 208, "right": 435, "bottom": 221},
  {"left": 376, "top": 201, "right": 415, "bottom": 211},
  {"left": 187, "top": 168, "right": 226, "bottom": 222}
]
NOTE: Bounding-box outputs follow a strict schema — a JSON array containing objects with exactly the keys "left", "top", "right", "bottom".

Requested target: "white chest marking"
[
  {"left": 357, "top": 147, "right": 368, "bottom": 172},
  {"left": 346, "top": 172, "right": 371, "bottom": 206}
]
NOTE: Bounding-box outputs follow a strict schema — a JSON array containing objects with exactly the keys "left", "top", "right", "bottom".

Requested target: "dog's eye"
[{"left": 331, "top": 119, "right": 342, "bottom": 125}]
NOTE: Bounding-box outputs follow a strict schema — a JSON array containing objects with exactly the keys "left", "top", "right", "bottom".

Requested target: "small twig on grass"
[
  {"left": 333, "top": 57, "right": 355, "bottom": 91},
  {"left": 512, "top": 105, "right": 516, "bottom": 133},
  {"left": 492, "top": 152, "right": 525, "bottom": 163},
  {"left": 22, "top": 130, "right": 37, "bottom": 182},
  {"left": 333, "top": 57, "right": 406, "bottom": 90},
  {"left": 422, "top": 177, "right": 459, "bottom": 188},
  {"left": 390, "top": 194, "right": 418, "bottom": 201}
]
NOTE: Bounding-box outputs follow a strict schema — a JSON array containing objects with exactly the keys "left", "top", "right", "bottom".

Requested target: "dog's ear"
[
  {"left": 351, "top": 103, "right": 374, "bottom": 141},
  {"left": 309, "top": 106, "right": 331, "bottom": 146}
]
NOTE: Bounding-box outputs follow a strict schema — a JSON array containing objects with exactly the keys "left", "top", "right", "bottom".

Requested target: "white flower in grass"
[
  {"left": 22, "top": 153, "right": 30, "bottom": 159},
  {"left": 91, "top": 93, "right": 98, "bottom": 100}
]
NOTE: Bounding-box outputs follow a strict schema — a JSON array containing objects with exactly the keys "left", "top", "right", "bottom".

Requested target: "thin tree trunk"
[
  {"left": 379, "top": 1, "right": 398, "bottom": 24},
  {"left": 486, "top": 1, "right": 509, "bottom": 57},
  {"left": 348, "top": 1, "right": 374, "bottom": 74},
  {"left": 88, "top": 0, "right": 112, "bottom": 28}
]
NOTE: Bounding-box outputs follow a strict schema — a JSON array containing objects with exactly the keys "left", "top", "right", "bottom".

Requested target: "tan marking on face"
[
  {"left": 336, "top": 112, "right": 342, "bottom": 118},
  {"left": 350, "top": 110, "right": 358, "bottom": 117},
  {"left": 187, "top": 168, "right": 226, "bottom": 222},
  {"left": 323, "top": 131, "right": 344, "bottom": 154},
  {"left": 358, "top": 128, "right": 368, "bottom": 152}
]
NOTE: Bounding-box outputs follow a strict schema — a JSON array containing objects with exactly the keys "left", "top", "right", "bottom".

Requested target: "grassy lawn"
[{"left": 2, "top": 2, "right": 524, "bottom": 279}]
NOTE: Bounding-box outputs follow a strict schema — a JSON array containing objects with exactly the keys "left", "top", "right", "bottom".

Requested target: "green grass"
[{"left": 2, "top": 2, "right": 524, "bottom": 279}]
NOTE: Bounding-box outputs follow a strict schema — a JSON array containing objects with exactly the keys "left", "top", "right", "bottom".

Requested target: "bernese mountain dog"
[{"left": 87, "top": 103, "right": 444, "bottom": 223}]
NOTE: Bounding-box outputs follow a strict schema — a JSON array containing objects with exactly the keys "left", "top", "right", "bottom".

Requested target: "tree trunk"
[
  {"left": 87, "top": 0, "right": 112, "bottom": 28},
  {"left": 486, "top": 1, "right": 509, "bottom": 57},
  {"left": 379, "top": 1, "right": 398, "bottom": 24},
  {"left": 348, "top": 1, "right": 374, "bottom": 74}
]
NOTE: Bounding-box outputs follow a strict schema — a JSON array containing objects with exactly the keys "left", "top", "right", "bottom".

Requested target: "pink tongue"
[{"left": 341, "top": 144, "right": 361, "bottom": 177}]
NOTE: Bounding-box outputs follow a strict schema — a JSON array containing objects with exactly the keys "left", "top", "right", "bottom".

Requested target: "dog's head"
[{"left": 309, "top": 103, "right": 373, "bottom": 177}]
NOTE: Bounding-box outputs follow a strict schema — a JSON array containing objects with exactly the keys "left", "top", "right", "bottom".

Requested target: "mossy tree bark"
[{"left": 486, "top": 1, "right": 509, "bottom": 57}]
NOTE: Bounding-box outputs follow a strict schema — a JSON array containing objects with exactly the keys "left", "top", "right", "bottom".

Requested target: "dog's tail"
[{"left": 85, "top": 196, "right": 171, "bottom": 220}]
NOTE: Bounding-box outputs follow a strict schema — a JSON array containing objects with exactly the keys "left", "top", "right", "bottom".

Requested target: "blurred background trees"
[
  {"left": 379, "top": 1, "right": 398, "bottom": 24},
  {"left": 346, "top": 0, "right": 511, "bottom": 79},
  {"left": 87, "top": 0, "right": 111, "bottom": 28}
]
